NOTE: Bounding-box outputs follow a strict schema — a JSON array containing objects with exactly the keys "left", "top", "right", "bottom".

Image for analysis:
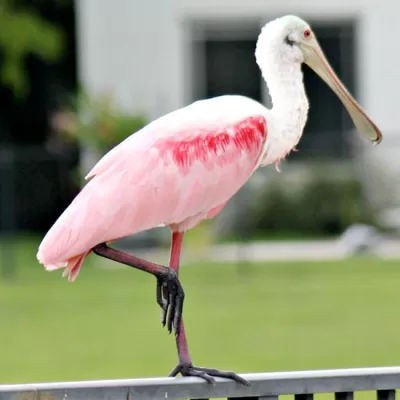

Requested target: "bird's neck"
[{"left": 259, "top": 62, "right": 309, "bottom": 166}]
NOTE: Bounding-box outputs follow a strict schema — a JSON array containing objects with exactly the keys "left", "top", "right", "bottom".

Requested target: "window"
[
  {"left": 292, "top": 22, "right": 356, "bottom": 161},
  {"left": 191, "top": 19, "right": 357, "bottom": 161}
]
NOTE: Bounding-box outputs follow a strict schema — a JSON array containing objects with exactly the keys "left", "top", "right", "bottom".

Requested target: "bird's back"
[{"left": 37, "top": 95, "right": 268, "bottom": 277}]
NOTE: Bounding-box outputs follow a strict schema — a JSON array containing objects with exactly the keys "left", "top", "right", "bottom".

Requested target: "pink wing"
[{"left": 37, "top": 108, "right": 267, "bottom": 280}]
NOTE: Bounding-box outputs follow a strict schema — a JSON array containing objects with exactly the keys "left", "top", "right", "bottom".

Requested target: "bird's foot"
[
  {"left": 155, "top": 269, "right": 185, "bottom": 336},
  {"left": 169, "top": 362, "right": 250, "bottom": 386}
]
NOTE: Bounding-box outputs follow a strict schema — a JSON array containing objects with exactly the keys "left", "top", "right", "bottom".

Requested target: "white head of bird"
[{"left": 255, "top": 15, "right": 381, "bottom": 166}]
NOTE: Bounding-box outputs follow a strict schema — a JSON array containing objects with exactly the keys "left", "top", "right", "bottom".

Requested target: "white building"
[{"left": 75, "top": 0, "right": 400, "bottom": 224}]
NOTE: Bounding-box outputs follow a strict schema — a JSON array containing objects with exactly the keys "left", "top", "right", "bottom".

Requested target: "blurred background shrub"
[
  {"left": 223, "top": 169, "right": 378, "bottom": 241},
  {"left": 51, "top": 90, "right": 147, "bottom": 153}
]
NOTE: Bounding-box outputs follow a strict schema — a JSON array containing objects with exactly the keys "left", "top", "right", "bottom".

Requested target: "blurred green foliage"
[
  {"left": 243, "top": 174, "right": 377, "bottom": 238},
  {"left": 0, "top": 0, "right": 65, "bottom": 98},
  {"left": 52, "top": 89, "right": 147, "bottom": 152}
]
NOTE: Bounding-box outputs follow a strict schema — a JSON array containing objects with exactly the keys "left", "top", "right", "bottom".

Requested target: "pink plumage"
[
  {"left": 37, "top": 96, "right": 268, "bottom": 280},
  {"left": 36, "top": 15, "right": 382, "bottom": 384}
]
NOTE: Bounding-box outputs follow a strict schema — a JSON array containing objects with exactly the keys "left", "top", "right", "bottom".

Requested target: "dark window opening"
[
  {"left": 292, "top": 22, "right": 356, "bottom": 161},
  {"left": 203, "top": 39, "right": 262, "bottom": 102},
  {"left": 194, "top": 20, "right": 356, "bottom": 161}
]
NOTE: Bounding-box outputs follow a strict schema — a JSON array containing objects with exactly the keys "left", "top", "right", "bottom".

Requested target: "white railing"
[{"left": 1, "top": 367, "right": 399, "bottom": 400}]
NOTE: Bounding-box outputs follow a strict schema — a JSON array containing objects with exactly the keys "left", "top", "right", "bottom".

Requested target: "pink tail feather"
[
  {"left": 63, "top": 252, "right": 90, "bottom": 281},
  {"left": 40, "top": 252, "right": 90, "bottom": 282}
]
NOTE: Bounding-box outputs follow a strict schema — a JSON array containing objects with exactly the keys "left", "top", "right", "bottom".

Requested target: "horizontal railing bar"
[{"left": 0, "top": 367, "right": 400, "bottom": 400}]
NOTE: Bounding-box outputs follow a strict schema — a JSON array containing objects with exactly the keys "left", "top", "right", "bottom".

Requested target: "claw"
[
  {"left": 196, "top": 367, "right": 251, "bottom": 386},
  {"left": 156, "top": 279, "right": 165, "bottom": 309},
  {"left": 167, "top": 283, "right": 177, "bottom": 334},
  {"left": 161, "top": 306, "right": 168, "bottom": 327},
  {"left": 186, "top": 369, "right": 216, "bottom": 385},
  {"left": 174, "top": 291, "right": 184, "bottom": 337},
  {"left": 161, "top": 286, "right": 169, "bottom": 327},
  {"left": 156, "top": 279, "right": 168, "bottom": 325},
  {"left": 169, "top": 363, "right": 250, "bottom": 386},
  {"left": 155, "top": 270, "right": 184, "bottom": 336}
]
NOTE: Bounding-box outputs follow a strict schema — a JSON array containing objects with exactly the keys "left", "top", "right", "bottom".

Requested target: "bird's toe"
[{"left": 169, "top": 363, "right": 250, "bottom": 386}]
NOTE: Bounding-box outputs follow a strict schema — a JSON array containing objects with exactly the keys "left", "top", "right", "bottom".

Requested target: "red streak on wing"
[{"left": 160, "top": 116, "right": 266, "bottom": 172}]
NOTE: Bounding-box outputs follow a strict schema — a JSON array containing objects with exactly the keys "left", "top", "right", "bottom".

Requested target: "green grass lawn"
[{"left": 1, "top": 237, "right": 400, "bottom": 400}]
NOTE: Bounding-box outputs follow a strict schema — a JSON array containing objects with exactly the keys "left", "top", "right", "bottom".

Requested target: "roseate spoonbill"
[{"left": 37, "top": 15, "right": 382, "bottom": 385}]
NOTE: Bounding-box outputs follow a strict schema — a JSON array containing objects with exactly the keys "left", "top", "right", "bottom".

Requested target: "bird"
[{"left": 37, "top": 15, "right": 382, "bottom": 386}]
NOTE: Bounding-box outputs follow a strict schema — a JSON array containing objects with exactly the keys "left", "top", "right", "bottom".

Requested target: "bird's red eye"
[{"left": 304, "top": 29, "right": 311, "bottom": 38}]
